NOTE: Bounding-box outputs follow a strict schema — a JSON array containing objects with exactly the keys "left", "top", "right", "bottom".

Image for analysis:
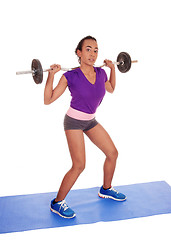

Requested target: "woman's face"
[{"left": 77, "top": 39, "right": 98, "bottom": 66}]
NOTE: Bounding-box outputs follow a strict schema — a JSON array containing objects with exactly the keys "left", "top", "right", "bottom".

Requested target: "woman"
[{"left": 44, "top": 36, "right": 126, "bottom": 219}]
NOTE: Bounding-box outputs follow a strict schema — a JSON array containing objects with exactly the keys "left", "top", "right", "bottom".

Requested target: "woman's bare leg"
[
  {"left": 55, "top": 129, "right": 86, "bottom": 202},
  {"left": 85, "top": 124, "right": 118, "bottom": 189}
]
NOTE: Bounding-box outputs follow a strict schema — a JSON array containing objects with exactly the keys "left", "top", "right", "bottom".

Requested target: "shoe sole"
[
  {"left": 50, "top": 207, "right": 76, "bottom": 219},
  {"left": 98, "top": 192, "right": 127, "bottom": 201}
]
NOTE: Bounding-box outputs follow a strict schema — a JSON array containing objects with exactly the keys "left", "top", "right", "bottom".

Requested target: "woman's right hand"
[{"left": 48, "top": 64, "right": 61, "bottom": 75}]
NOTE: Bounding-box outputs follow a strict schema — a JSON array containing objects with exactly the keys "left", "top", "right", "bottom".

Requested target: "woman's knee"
[
  {"left": 106, "top": 148, "right": 118, "bottom": 161},
  {"left": 72, "top": 160, "right": 85, "bottom": 173}
]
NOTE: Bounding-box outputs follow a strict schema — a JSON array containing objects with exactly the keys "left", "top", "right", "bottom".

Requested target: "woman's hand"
[
  {"left": 48, "top": 64, "right": 61, "bottom": 74},
  {"left": 104, "top": 59, "right": 115, "bottom": 69}
]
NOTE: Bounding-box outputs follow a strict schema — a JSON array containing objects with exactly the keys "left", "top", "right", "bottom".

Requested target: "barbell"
[{"left": 16, "top": 52, "right": 138, "bottom": 84}]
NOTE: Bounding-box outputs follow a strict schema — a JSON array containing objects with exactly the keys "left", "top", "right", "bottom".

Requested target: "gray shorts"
[{"left": 64, "top": 114, "right": 98, "bottom": 131}]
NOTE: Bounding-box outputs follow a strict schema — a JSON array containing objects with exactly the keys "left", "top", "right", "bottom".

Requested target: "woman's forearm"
[
  {"left": 44, "top": 72, "right": 55, "bottom": 104},
  {"left": 109, "top": 66, "right": 116, "bottom": 91}
]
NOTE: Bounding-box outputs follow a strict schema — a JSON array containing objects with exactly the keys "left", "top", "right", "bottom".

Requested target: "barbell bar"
[{"left": 16, "top": 52, "right": 138, "bottom": 84}]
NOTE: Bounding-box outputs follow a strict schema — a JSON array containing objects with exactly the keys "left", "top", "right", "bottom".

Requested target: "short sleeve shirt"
[{"left": 64, "top": 67, "right": 107, "bottom": 114}]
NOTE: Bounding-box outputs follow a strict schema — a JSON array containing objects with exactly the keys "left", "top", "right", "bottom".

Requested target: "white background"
[{"left": 0, "top": 0, "right": 171, "bottom": 239}]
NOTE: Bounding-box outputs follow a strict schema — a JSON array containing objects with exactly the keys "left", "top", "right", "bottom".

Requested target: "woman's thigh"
[
  {"left": 65, "top": 129, "right": 86, "bottom": 169},
  {"left": 84, "top": 123, "right": 118, "bottom": 158}
]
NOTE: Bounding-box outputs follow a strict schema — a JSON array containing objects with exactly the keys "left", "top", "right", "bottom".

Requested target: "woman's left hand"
[{"left": 104, "top": 59, "right": 115, "bottom": 69}]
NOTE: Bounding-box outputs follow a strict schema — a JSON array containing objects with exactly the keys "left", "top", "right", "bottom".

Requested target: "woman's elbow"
[
  {"left": 110, "top": 88, "right": 115, "bottom": 93},
  {"left": 44, "top": 98, "right": 51, "bottom": 105},
  {"left": 107, "top": 87, "right": 115, "bottom": 94},
  {"left": 44, "top": 102, "right": 49, "bottom": 105},
  {"left": 44, "top": 101, "right": 49, "bottom": 105},
  {"left": 44, "top": 96, "right": 57, "bottom": 105}
]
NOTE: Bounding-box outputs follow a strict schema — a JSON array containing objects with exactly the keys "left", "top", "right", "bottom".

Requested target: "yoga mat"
[{"left": 0, "top": 181, "right": 171, "bottom": 234}]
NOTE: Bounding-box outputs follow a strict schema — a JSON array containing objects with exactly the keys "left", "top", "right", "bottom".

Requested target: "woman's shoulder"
[
  {"left": 95, "top": 67, "right": 107, "bottom": 82},
  {"left": 64, "top": 68, "right": 79, "bottom": 77},
  {"left": 95, "top": 67, "right": 107, "bottom": 75},
  {"left": 63, "top": 68, "right": 80, "bottom": 86}
]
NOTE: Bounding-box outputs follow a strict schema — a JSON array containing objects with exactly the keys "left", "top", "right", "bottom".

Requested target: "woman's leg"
[
  {"left": 85, "top": 124, "right": 118, "bottom": 189},
  {"left": 55, "top": 129, "right": 86, "bottom": 202}
]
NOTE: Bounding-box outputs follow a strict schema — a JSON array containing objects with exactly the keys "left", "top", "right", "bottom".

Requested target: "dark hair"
[{"left": 75, "top": 36, "right": 97, "bottom": 64}]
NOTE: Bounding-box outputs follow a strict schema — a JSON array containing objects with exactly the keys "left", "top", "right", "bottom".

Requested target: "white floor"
[{"left": 1, "top": 214, "right": 170, "bottom": 240}]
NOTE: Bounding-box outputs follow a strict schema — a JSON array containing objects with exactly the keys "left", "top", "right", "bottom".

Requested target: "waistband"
[{"left": 66, "top": 107, "right": 95, "bottom": 120}]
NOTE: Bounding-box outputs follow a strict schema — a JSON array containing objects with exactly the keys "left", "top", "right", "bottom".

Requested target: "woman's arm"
[
  {"left": 44, "top": 64, "right": 68, "bottom": 105},
  {"left": 104, "top": 60, "right": 116, "bottom": 93}
]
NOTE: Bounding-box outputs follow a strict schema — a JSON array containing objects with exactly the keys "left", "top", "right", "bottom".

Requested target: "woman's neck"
[{"left": 80, "top": 63, "right": 95, "bottom": 75}]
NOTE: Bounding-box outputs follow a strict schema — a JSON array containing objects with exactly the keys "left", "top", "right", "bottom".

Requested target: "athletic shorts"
[{"left": 64, "top": 114, "right": 98, "bottom": 131}]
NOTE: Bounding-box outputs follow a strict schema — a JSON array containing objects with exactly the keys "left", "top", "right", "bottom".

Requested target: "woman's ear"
[{"left": 76, "top": 49, "right": 82, "bottom": 58}]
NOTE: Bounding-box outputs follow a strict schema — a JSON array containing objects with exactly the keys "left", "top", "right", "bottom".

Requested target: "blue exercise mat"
[{"left": 0, "top": 181, "right": 171, "bottom": 234}]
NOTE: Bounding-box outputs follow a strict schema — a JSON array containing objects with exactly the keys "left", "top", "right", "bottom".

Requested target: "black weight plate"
[
  {"left": 31, "top": 59, "right": 43, "bottom": 84},
  {"left": 117, "top": 52, "right": 131, "bottom": 73}
]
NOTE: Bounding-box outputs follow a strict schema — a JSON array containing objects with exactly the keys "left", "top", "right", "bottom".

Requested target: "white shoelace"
[
  {"left": 110, "top": 187, "right": 119, "bottom": 194},
  {"left": 59, "top": 200, "right": 69, "bottom": 212}
]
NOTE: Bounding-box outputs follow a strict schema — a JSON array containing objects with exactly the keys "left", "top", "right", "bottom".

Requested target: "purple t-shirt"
[{"left": 64, "top": 67, "right": 107, "bottom": 114}]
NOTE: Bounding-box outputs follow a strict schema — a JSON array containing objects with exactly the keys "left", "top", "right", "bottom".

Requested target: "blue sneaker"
[
  {"left": 50, "top": 199, "right": 76, "bottom": 219},
  {"left": 98, "top": 186, "right": 127, "bottom": 201}
]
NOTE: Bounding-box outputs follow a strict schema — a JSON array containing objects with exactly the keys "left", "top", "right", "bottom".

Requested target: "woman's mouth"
[{"left": 88, "top": 59, "right": 95, "bottom": 62}]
